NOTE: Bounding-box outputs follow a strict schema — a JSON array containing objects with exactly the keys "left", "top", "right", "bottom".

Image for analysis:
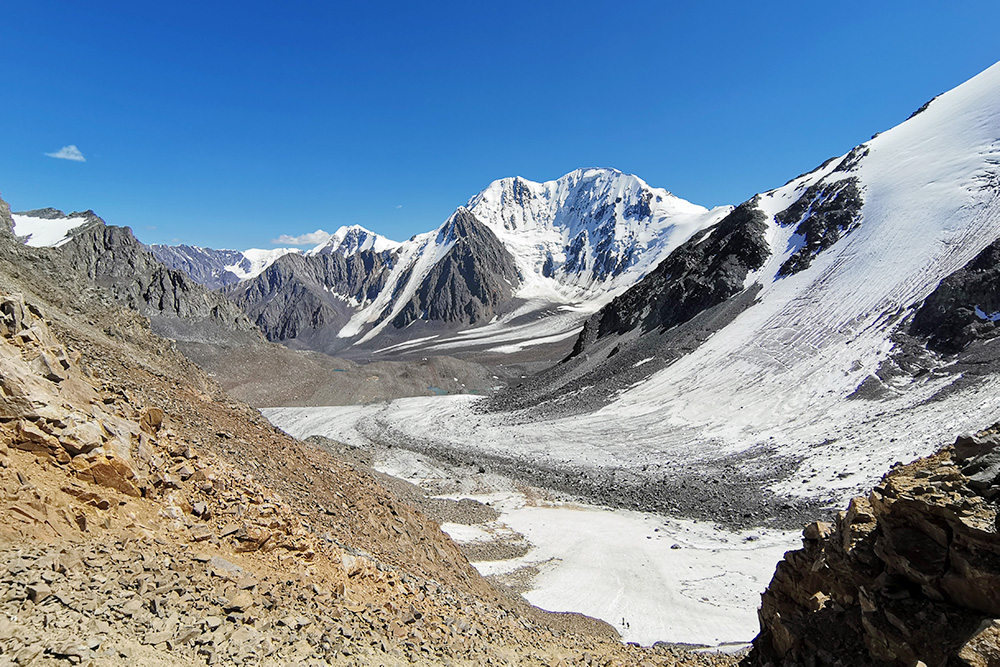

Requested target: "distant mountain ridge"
[
  {"left": 149, "top": 168, "right": 725, "bottom": 358},
  {"left": 147, "top": 225, "right": 397, "bottom": 290},
  {"left": 7, "top": 207, "right": 262, "bottom": 346}
]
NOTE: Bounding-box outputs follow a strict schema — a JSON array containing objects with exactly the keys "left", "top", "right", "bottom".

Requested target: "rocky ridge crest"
[{"left": 57, "top": 223, "right": 262, "bottom": 346}]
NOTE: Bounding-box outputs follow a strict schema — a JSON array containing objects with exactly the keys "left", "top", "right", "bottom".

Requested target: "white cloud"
[
  {"left": 395, "top": 204, "right": 403, "bottom": 209},
  {"left": 271, "top": 229, "right": 332, "bottom": 246},
  {"left": 45, "top": 145, "right": 86, "bottom": 162}
]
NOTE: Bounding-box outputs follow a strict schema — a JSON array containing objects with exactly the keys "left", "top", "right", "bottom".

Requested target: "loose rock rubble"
[
  {"left": 0, "top": 261, "right": 742, "bottom": 665},
  {"left": 745, "top": 424, "right": 1000, "bottom": 667}
]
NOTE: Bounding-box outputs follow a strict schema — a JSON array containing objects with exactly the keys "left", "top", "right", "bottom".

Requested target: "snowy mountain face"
[
  {"left": 221, "top": 170, "right": 725, "bottom": 358},
  {"left": 319, "top": 62, "right": 1000, "bottom": 530},
  {"left": 308, "top": 224, "right": 400, "bottom": 256},
  {"left": 465, "top": 169, "right": 726, "bottom": 299}
]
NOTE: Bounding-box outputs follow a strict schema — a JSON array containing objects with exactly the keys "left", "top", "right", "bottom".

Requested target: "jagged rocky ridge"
[
  {"left": 568, "top": 144, "right": 867, "bottom": 361},
  {"left": 0, "top": 196, "right": 12, "bottom": 235},
  {"left": 151, "top": 169, "right": 721, "bottom": 357},
  {"left": 5, "top": 206, "right": 261, "bottom": 347},
  {"left": 745, "top": 425, "right": 1000, "bottom": 667},
  {"left": 573, "top": 196, "right": 770, "bottom": 348},
  {"left": 148, "top": 245, "right": 255, "bottom": 290},
  {"left": 57, "top": 222, "right": 262, "bottom": 346},
  {"left": 222, "top": 207, "right": 524, "bottom": 354},
  {"left": 225, "top": 247, "right": 394, "bottom": 345},
  {"left": 389, "top": 207, "right": 521, "bottom": 328}
]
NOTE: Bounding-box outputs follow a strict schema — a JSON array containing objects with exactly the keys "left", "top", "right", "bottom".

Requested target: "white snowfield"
[
  {"left": 11, "top": 213, "right": 92, "bottom": 247},
  {"left": 224, "top": 247, "right": 302, "bottom": 281},
  {"left": 266, "top": 63, "right": 1000, "bottom": 646},
  {"left": 265, "top": 405, "right": 794, "bottom": 646},
  {"left": 464, "top": 504, "right": 791, "bottom": 648}
]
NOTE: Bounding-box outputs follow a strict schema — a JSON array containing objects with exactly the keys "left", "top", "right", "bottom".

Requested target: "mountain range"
[
  {"left": 267, "top": 61, "right": 1000, "bottom": 532},
  {"left": 4, "top": 60, "right": 1000, "bottom": 663},
  {"left": 13, "top": 168, "right": 728, "bottom": 362},
  {"left": 159, "top": 168, "right": 727, "bottom": 359}
]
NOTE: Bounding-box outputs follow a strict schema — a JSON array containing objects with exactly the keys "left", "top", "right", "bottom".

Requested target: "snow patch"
[{"left": 11, "top": 213, "right": 91, "bottom": 247}]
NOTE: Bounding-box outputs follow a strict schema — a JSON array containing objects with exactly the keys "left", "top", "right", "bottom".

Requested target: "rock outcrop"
[
  {"left": 774, "top": 176, "right": 863, "bottom": 276},
  {"left": 571, "top": 196, "right": 769, "bottom": 354},
  {"left": 911, "top": 235, "right": 1000, "bottom": 353},
  {"left": 57, "top": 223, "right": 263, "bottom": 345},
  {"left": 745, "top": 424, "right": 1000, "bottom": 667},
  {"left": 0, "top": 193, "right": 13, "bottom": 235},
  {"left": 226, "top": 245, "right": 394, "bottom": 347}
]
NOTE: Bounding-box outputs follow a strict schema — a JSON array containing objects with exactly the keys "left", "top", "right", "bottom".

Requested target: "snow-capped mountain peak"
[
  {"left": 307, "top": 224, "right": 399, "bottom": 256},
  {"left": 464, "top": 167, "right": 729, "bottom": 300}
]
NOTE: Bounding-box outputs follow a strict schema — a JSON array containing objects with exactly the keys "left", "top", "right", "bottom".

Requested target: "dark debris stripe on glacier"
[{"left": 355, "top": 413, "right": 830, "bottom": 532}]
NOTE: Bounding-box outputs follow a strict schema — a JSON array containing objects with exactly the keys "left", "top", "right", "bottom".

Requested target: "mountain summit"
[
  {"left": 465, "top": 168, "right": 720, "bottom": 295},
  {"left": 205, "top": 168, "right": 726, "bottom": 358}
]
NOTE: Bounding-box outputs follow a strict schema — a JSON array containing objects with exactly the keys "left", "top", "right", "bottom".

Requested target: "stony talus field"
[{"left": 0, "top": 205, "right": 736, "bottom": 666}]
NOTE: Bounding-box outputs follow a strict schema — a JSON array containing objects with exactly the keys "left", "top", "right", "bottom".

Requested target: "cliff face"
[
  {"left": 390, "top": 207, "right": 521, "bottom": 329},
  {"left": 746, "top": 425, "right": 1000, "bottom": 667},
  {"left": 911, "top": 236, "right": 1000, "bottom": 354},
  {"left": 226, "top": 246, "right": 394, "bottom": 346},
  {"left": 58, "top": 223, "right": 263, "bottom": 345},
  {"left": 0, "top": 193, "right": 13, "bottom": 235}
]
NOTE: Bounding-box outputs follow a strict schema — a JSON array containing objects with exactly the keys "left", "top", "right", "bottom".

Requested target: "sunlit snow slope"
[
  {"left": 347, "top": 174, "right": 723, "bottom": 347},
  {"left": 466, "top": 168, "right": 728, "bottom": 300},
  {"left": 11, "top": 209, "right": 97, "bottom": 247},
  {"left": 301, "top": 62, "right": 1000, "bottom": 512}
]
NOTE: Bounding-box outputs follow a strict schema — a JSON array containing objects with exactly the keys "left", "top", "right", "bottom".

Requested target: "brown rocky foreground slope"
[
  {"left": 0, "top": 199, "right": 734, "bottom": 665},
  {"left": 745, "top": 426, "right": 1000, "bottom": 667}
]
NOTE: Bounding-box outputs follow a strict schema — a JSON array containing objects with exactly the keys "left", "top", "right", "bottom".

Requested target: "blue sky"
[{"left": 1, "top": 1, "right": 998, "bottom": 249}]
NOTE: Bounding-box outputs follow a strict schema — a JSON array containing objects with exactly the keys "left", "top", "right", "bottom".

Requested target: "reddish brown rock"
[
  {"left": 75, "top": 457, "right": 141, "bottom": 497},
  {"left": 140, "top": 407, "right": 164, "bottom": 435}
]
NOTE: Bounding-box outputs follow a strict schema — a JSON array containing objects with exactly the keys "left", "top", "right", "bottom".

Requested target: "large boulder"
[{"left": 745, "top": 424, "right": 1000, "bottom": 667}]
